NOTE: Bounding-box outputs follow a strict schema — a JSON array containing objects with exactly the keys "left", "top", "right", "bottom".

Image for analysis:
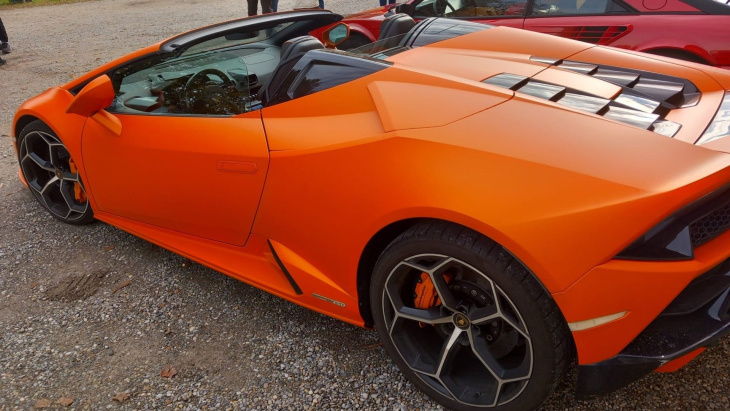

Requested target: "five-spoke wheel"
[
  {"left": 18, "top": 121, "right": 94, "bottom": 224},
  {"left": 372, "top": 222, "right": 571, "bottom": 410}
]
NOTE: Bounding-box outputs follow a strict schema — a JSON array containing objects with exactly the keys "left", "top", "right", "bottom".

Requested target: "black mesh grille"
[{"left": 690, "top": 202, "right": 730, "bottom": 247}]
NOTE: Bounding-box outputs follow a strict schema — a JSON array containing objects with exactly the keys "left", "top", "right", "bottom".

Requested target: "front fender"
[{"left": 13, "top": 87, "right": 97, "bottom": 211}]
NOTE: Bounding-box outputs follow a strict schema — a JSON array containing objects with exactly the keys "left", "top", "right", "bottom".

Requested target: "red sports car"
[{"left": 318, "top": 0, "right": 730, "bottom": 68}]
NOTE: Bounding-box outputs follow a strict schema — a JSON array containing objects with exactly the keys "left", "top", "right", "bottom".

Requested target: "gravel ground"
[{"left": 0, "top": 0, "right": 729, "bottom": 409}]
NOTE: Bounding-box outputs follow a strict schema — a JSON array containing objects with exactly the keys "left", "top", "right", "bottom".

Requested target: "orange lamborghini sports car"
[{"left": 12, "top": 9, "right": 730, "bottom": 410}]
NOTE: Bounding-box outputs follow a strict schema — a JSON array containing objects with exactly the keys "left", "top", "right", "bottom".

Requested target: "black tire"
[
  {"left": 17, "top": 120, "right": 95, "bottom": 225},
  {"left": 338, "top": 32, "right": 372, "bottom": 50},
  {"left": 370, "top": 222, "right": 571, "bottom": 410}
]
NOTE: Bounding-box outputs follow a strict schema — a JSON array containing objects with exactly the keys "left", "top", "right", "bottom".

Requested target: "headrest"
[
  {"left": 378, "top": 13, "right": 416, "bottom": 41},
  {"left": 280, "top": 35, "right": 324, "bottom": 61}
]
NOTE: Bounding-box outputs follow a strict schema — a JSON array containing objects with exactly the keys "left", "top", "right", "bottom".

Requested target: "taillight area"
[{"left": 616, "top": 184, "right": 730, "bottom": 261}]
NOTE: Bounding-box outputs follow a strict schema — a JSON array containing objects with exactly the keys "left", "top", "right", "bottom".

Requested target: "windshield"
[{"left": 181, "top": 23, "right": 293, "bottom": 57}]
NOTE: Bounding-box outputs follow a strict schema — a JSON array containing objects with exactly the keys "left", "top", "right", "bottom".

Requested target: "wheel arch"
[
  {"left": 642, "top": 47, "right": 710, "bottom": 65},
  {"left": 14, "top": 115, "right": 42, "bottom": 144},
  {"left": 357, "top": 217, "right": 422, "bottom": 326},
  {"left": 13, "top": 88, "right": 87, "bottom": 159},
  {"left": 356, "top": 216, "right": 561, "bottom": 329}
]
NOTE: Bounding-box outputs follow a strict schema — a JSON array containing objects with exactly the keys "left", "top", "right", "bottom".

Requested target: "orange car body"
[{"left": 12, "top": 10, "right": 730, "bottom": 398}]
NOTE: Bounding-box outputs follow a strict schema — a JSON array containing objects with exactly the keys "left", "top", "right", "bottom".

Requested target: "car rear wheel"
[
  {"left": 18, "top": 120, "right": 95, "bottom": 225},
  {"left": 371, "top": 222, "right": 571, "bottom": 410}
]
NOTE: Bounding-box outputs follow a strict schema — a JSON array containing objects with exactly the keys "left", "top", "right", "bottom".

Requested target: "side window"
[
  {"left": 414, "top": 0, "right": 527, "bottom": 18},
  {"left": 266, "top": 52, "right": 390, "bottom": 107},
  {"left": 530, "top": 0, "right": 627, "bottom": 15},
  {"left": 268, "top": 61, "right": 373, "bottom": 106},
  {"left": 292, "top": 62, "right": 376, "bottom": 99},
  {"left": 105, "top": 25, "right": 291, "bottom": 116},
  {"left": 107, "top": 52, "right": 252, "bottom": 116}
]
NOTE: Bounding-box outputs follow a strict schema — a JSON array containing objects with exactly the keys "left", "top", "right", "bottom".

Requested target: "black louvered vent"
[
  {"left": 566, "top": 26, "right": 628, "bottom": 45},
  {"left": 548, "top": 59, "right": 701, "bottom": 110},
  {"left": 690, "top": 202, "right": 730, "bottom": 247},
  {"left": 482, "top": 60, "right": 704, "bottom": 137}
]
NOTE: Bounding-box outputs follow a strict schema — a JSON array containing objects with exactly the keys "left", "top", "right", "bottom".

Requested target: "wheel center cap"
[
  {"left": 55, "top": 170, "right": 63, "bottom": 179},
  {"left": 452, "top": 312, "right": 470, "bottom": 330}
]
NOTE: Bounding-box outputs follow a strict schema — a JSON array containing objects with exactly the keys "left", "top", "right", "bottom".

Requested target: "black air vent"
[
  {"left": 690, "top": 202, "right": 730, "bottom": 247},
  {"left": 552, "top": 60, "right": 701, "bottom": 110},
  {"left": 530, "top": 26, "right": 629, "bottom": 45},
  {"left": 482, "top": 73, "right": 681, "bottom": 136},
  {"left": 572, "top": 26, "right": 628, "bottom": 44}
]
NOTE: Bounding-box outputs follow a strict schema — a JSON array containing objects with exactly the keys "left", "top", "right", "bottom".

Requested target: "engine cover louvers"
[
  {"left": 530, "top": 57, "right": 701, "bottom": 109},
  {"left": 483, "top": 72, "right": 680, "bottom": 137}
]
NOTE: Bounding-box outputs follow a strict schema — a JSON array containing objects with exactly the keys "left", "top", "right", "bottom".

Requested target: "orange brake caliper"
[
  {"left": 414, "top": 272, "right": 453, "bottom": 327},
  {"left": 68, "top": 158, "right": 87, "bottom": 203}
]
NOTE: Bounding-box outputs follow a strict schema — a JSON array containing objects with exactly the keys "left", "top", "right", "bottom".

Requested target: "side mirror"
[
  {"left": 66, "top": 74, "right": 121, "bottom": 136},
  {"left": 67, "top": 74, "right": 116, "bottom": 117},
  {"left": 322, "top": 23, "right": 350, "bottom": 48}
]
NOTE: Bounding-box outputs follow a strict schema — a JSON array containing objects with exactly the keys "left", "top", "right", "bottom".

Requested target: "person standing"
[
  {"left": 380, "top": 0, "right": 396, "bottom": 5},
  {"left": 0, "top": 17, "right": 10, "bottom": 66},
  {"left": 247, "top": 0, "right": 273, "bottom": 16}
]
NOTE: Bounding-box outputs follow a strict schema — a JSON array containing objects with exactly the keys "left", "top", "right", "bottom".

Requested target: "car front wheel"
[
  {"left": 371, "top": 222, "right": 571, "bottom": 410},
  {"left": 18, "top": 120, "right": 95, "bottom": 225}
]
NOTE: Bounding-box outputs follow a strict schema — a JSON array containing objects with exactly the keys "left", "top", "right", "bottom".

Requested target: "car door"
[
  {"left": 524, "top": 0, "right": 635, "bottom": 45},
  {"left": 411, "top": 0, "right": 527, "bottom": 28},
  {"left": 80, "top": 29, "right": 278, "bottom": 246}
]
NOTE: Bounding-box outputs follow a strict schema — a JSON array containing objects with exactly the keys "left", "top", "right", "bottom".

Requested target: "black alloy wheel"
[
  {"left": 371, "top": 222, "right": 571, "bottom": 410},
  {"left": 18, "top": 120, "right": 94, "bottom": 225}
]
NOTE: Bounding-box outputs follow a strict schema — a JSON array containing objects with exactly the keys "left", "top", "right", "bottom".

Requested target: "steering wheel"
[
  {"left": 433, "top": 0, "right": 457, "bottom": 16},
  {"left": 182, "top": 68, "right": 240, "bottom": 114}
]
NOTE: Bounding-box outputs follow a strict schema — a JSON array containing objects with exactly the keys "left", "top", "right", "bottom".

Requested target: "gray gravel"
[{"left": 0, "top": 0, "right": 729, "bottom": 409}]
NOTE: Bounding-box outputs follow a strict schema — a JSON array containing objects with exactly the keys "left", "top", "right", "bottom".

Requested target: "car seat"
[
  {"left": 378, "top": 13, "right": 416, "bottom": 40},
  {"left": 258, "top": 35, "right": 324, "bottom": 106}
]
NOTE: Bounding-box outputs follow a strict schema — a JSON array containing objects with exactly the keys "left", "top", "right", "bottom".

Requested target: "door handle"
[{"left": 216, "top": 161, "right": 258, "bottom": 174}]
